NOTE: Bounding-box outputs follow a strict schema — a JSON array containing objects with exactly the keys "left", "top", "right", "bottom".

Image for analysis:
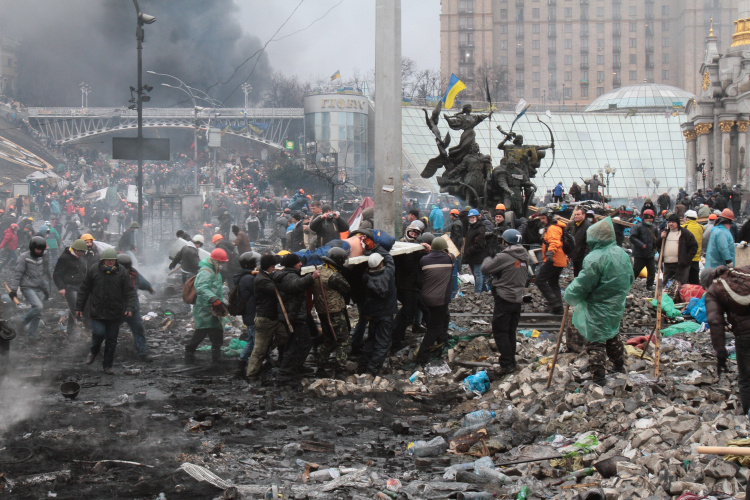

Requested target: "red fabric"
[{"left": 679, "top": 284, "right": 705, "bottom": 302}]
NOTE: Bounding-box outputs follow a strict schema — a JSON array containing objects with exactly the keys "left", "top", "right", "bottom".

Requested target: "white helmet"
[
  {"left": 192, "top": 235, "right": 205, "bottom": 244},
  {"left": 685, "top": 210, "right": 698, "bottom": 219}
]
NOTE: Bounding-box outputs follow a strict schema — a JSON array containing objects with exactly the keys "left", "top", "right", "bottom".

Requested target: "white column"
[
  {"left": 373, "top": 0, "right": 403, "bottom": 236},
  {"left": 695, "top": 123, "right": 712, "bottom": 192},
  {"left": 683, "top": 129, "right": 697, "bottom": 194},
  {"left": 737, "top": 120, "right": 749, "bottom": 186},
  {"left": 740, "top": 0, "right": 750, "bottom": 19},
  {"left": 719, "top": 120, "right": 735, "bottom": 185}
]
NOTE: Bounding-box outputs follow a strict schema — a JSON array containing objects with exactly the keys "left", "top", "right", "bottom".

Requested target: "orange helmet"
[
  {"left": 210, "top": 248, "right": 229, "bottom": 262},
  {"left": 212, "top": 234, "right": 223, "bottom": 244},
  {"left": 450, "top": 209, "right": 460, "bottom": 215},
  {"left": 495, "top": 204, "right": 506, "bottom": 211},
  {"left": 720, "top": 208, "right": 735, "bottom": 221},
  {"left": 708, "top": 214, "right": 718, "bottom": 220}
]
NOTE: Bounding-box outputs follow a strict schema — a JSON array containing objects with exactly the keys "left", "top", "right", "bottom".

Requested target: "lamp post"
[
  {"left": 78, "top": 82, "right": 91, "bottom": 108},
  {"left": 602, "top": 163, "right": 616, "bottom": 197},
  {"left": 241, "top": 83, "right": 252, "bottom": 109},
  {"left": 133, "top": 0, "right": 155, "bottom": 228}
]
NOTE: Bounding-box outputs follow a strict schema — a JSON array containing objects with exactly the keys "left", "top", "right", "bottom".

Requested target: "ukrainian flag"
[
  {"left": 443, "top": 73, "right": 466, "bottom": 109},
  {"left": 330, "top": 70, "right": 341, "bottom": 81}
]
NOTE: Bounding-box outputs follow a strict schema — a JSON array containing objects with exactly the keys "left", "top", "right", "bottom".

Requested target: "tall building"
[
  {"left": 0, "top": 35, "right": 20, "bottom": 96},
  {"left": 441, "top": 0, "right": 737, "bottom": 107}
]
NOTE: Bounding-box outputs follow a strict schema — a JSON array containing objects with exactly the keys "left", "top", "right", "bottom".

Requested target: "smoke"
[
  {"left": 0, "top": 0, "right": 271, "bottom": 108},
  {"left": 0, "top": 373, "right": 42, "bottom": 434}
]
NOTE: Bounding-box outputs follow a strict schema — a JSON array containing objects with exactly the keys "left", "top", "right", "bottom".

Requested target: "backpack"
[
  {"left": 227, "top": 283, "right": 245, "bottom": 316},
  {"left": 561, "top": 228, "right": 575, "bottom": 256},
  {"left": 182, "top": 275, "right": 197, "bottom": 304},
  {"left": 372, "top": 229, "right": 396, "bottom": 251}
]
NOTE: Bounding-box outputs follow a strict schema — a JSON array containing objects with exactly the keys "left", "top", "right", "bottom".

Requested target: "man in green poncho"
[{"left": 564, "top": 217, "right": 634, "bottom": 386}]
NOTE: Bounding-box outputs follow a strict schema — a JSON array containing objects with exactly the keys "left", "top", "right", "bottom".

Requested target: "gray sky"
[{"left": 237, "top": 0, "right": 441, "bottom": 82}]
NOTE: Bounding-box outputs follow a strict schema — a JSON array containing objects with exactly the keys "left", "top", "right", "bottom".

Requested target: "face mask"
[{"left": 644, "top": 220, "right": 652, "bottom": 226}]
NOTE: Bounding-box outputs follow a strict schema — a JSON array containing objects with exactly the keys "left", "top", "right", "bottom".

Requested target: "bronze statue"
[
  {"left": 492, "top": 159, "right": 536, "bottom": 216},
  {"left": 421, "top": 103, "right": 489, "bottom": 179},
  {"left": 436, "top": 142, "right": 492, "bottom": 208}
]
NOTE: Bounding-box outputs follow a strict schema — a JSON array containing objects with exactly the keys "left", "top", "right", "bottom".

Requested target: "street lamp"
[
  {"left": 241, "top": 83, "right": 252, "bottom": 109},
  {"left": 133, "top": 0, "right": 156, "bottom": 228},
  {"left": 601, "top": 163, "right": 616, "bottom": 197},
  {"left": 78, "top": 82, "right": 91, "bottom": 108}
]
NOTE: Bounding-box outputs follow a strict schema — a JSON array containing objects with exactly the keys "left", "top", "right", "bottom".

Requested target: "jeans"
[
  {"left": 359, "top": 316, "right": 393, "bottom": 375},
  {"left": 0, "top": 248, "right": 18, "bottom": 271},
  {"left": 47, "top": 247, "right": 59, "bottom": 271},
  {"left": 536, "top": 261, "right": 563, "bottom": 309},
  {"left": 633, "top": 256, "right": 656, "bottom": 288},
  {"left": 471, "top": 263, "right": 485, "bottom": 294},
  {"left": 491, "top": 296, "right": 522, "bottom": 368},
  {"left": 247, "top": 317, "right": 287, "bottom": 377},
  {"left": 451, "top": 256, "right": 461, "bottom": 298},
  {"left": 21, "top": 288, "right": 44, "bottom": 340},
  {"left": 63, "top": 288, "right": 79, "bottom": 335},
  {"left": 90, "top": 319, "right": 122, "bottom": 368},
  {"left": 239, "top": 323, "right": 257, "bottom": 362},
  {"left": 123, "top": 308, "right": 148, "bottom": 356},
  {"left": 415, "top": 304, "right": 449, "bottom": 363},
  {"left": 735, "top": 335, "right": 750, "bottom": 415}
]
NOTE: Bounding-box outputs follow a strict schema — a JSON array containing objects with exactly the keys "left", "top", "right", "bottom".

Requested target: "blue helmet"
[
  {"left": 501, "top": 229, "right": 522, "bottom": 245},
  {"left": 468, "top": 209, "right": 480, "bottom": 217}
]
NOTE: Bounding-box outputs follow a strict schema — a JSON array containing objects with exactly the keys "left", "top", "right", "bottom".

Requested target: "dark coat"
[
  {"left": 569, "top": 219, "right": 592, "bottom": 263},
  {"left": 657, "top": 226, "right": 699, "bottom": 268},
  {"left": 254, "top": 270, "right": 280, "bottom": 320},
  {"left": 446, "top": 218, "right": 464, "bottom": 252},
  {"left": 117, "top": 228, "right": 136, "bottom": 252},
  {"left": 419, "top": 250, "right": 453, "bottom": 307},
  {"left": 288, "top": 222, "right": 305, "bottom": 252},
  {"left": 53, "top": 247, "right": 87, "bottom": 291},
  {"left": 273, "top": 267, "right": 314, "bottom": 322},
  {"left": 310, "top": 214, "right": 349, "bottom": 246},
  {"left": 705, "top": 265, "right": 750, "bottom": 360},
  {"left": 233, "top": 270, "right": 256, "bottom": 326},
  {"left": 76, "top": 262, "right": 136, "bottom": 320},
  {"left": 394, "top": 251, "right": 425, "bottom": 292},
  {"left": 629, "top": 222, "right": 659, "bottom": 259},
  {"left": 361, "top": 249, "right": 397, "bottom": 318},
  {"left": 462, "top": 220, "right": 487, "bottom": 265},
  {"left": 170, "top": 244, "right": 200, "bottom": 273}
]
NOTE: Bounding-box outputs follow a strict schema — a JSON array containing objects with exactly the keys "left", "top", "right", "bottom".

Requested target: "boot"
[
  {"left": 234, "top": 359, "right": 248, "bottom": 378},
  {"left": 184, "top": 348, "right": 196, "bottom": 365},
  {"left": 211, "top": 348, "right": 222, "bottom": 365}
]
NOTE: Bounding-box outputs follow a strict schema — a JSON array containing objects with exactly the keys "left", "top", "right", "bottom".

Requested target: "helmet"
[
  {"left": 239, "top": 251, "right": 259, "bottom": 270},
  {"left": 29, "top": 236, "right": 47, "bottom": 253},
  {"left": 368, "top": 253, "right": 384, "bottom": 268},
  {"left": 212, "top": 234, "right": 223, "bottom": 244},
  {"left": 81, "top": 233, "right": 94, "bottom": 241},
  {"left": 210, "top": 248, "right": 229, "bottom": 262},
  {"left": 100, "top": 248, "right": 118, "bottom": 260},
  {"left": 536, "top": 208, "right": 550, "bottom": 216},
  {"left": 10, "top": 223, "right": 18, "bottom": 229},
  {"left": 708, "top": 214, "right": 718, "bottom": 220},
  {"left": 130, "top": 222, "right": 140, "bottom": 229},
  {"left": 117, "top": 254, "right": 132, "bottom": 269},
  {"left": 449, "top": 209, "right": 460, "bottom": 215},
  {"left": 468, "top": 209, "right": 480, "bottom": 217},
  {"left": 685, "top": 210, "right": 698, "bottom": 219},
  {"left": 28, "top": 217, "right": 33, "bottom": 222},
  {"left": 350, "top": 228, "right": 374, "bottom": 239},
  {"left": 322, "top": 246, "right": 349, "bottom": 268},
  {"left": 502, "top": 229, "right": 523, "bottom": 245},
  {"left": 495, "top": 204, "right": 506, "bottom": 211},
  {"left": 204, "top": 204, "right": 209, "bottom": 208},
  {"left": 642, "top": 209, "right": 655, "bottom": 218},
  {"left": 419, "top": 232, "right": 435, "bottom": 245},
  {"left": 406, "top": 221, "right": 424, "bottom": 233},
  {"left": 44, "top": 220, "right": 50, "bottom": 226},
  {"left": 431, "top": 237, "right": 448, "bottom": 251},
  {"left": 71, "top": 239, "right": 88, "bottom": 251},
  {"left": 720, "top": 208, "right": 735, "bottom": 221},
  {"left": 192, "top": 235, "right": 205, "bottom": 244}
]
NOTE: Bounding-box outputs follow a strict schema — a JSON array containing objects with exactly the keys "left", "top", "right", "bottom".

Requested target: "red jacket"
[{"left": 0, "top": 228, "right": 18, "bottom": 251}]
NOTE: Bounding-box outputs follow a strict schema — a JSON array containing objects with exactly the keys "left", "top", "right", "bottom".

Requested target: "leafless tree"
[{"left": 261, "top": 72, "right": 311, "bottom": 108}]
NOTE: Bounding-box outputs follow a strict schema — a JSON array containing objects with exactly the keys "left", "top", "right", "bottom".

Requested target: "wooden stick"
[
  {"left": 546, "top": 303, "right": 571, "bottom": 388},
  {"left": 168, "top": 265, "right": 182, "bottom": 276},
  {"left": 640, "top": 238, "right": 666, "bottom": 360},
  {"left": 4, "top": 282, "right": 20, "bottom": 305},
  {"left": 696, "top": 446, "right": 750, "bottom": 456}
]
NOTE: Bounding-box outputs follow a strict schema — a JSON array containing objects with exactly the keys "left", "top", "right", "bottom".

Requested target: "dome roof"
[{"left": 584, "top": 82, "right": 695, "bottom": 112}]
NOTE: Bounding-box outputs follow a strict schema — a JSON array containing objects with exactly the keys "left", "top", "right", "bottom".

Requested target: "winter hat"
[
  {"left": 282, "top": 253, "right": 301, "bottom": 268},
  {"left": 260, "top": 254, "right": 277, "bottom": 270}
]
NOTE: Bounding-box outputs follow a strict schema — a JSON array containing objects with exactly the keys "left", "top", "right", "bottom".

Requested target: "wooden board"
[{"left": 736, "top": 245, "right": 750, "bottom": 268}]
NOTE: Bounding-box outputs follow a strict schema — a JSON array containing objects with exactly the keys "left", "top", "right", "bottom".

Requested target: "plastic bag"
[
  {"left": 685, "top": 296, "right": 707, "bottom": 323},
  {"left": 679, "top": 284, "right": 705, "bottom": 302},
  {"left": 462, "top": 371, "right": 491, "bottom": 394},
  {"left": 661, "top": 321, "right": 701, "bottom": 337},
  {"left": 651, "top": 293, "right": 680, "bottom": 319}
]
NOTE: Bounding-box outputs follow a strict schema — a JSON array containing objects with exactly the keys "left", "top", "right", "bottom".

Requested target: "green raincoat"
[
  {"left": 564, "top": 217, "right": 634, "bottom": 342},
  {"left": 193, "top": 257, "right": 224, "bottom": 330}
]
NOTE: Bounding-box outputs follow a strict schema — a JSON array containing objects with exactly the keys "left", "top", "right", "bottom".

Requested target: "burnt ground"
[{"left": 0, "top": 291, "right": 470, "bottom": 499}]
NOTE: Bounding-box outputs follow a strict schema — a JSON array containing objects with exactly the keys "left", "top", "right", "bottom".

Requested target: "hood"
[
  {"left": 586, "top": 217, "right": 616, "bottom": 251},
  {"left": 362, "top": 207, "right": 374, "bottom": 221},
  {"left": 199, "top": 257, "right": 218, "bottom": 272},
  {"left": 503, "top": 244, "right": 528, "bottom": 259}
]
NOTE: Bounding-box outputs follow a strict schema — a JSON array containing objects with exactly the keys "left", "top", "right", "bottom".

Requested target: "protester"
[
  {"left": 658, "top": 213, "right": 698, "bottom": 284},
  {"left": 9, "top": 236, "right": 49, "bottom": 342},
  {"left": 564, "top": 218, "right": 633, "bottom": 386},
  {"left": 463, "top": 209, "right": 487, "bottom": 294},
  {"left": 169, "top": 235, "right": 202, "bottom": 283},
  {"left": 246, "top": 254, "right": 287, "bottom": 378},
  {"left": 682, "top": 210, "right": 704, "bottom": 284},
  {"left": 630, "top": 209, "right": 659, "bottom": 291},
  {"left": 445, "top": 208, "right": 464, "bottom": 298},
  {"left": 0, "top": 223, "right": 19, "bottom": 271},
  {"left": 232, "top": 225, "right": 251, "bottom": 255},
  {"left": 116, "top": 254, "right": 155, "bottom": 362},
  {"left": 569, "top": 208, "right": 591, "bottom": 277},
  {"left": 77, "top": 248, "right": 136, "bottom": 374},
  {"left": 309, "top": 205, "right": 349, "bottom": 246},
  {"left": 428, "top": 204, "right": 444, "bottom": 234},
  {"left": 536, "top": 208, "right": 567, "bottom": 314},
  {"left": 414, "top": 237, "right": 454, "bottom": 364},
  {"left": 357, "top": 249, "right": 397, "bottom": 376},
  {"left": 313, "top": 247, "right": 351, "bottom": 378},
  {"left": 234, "top": 252, "right": 258, "bottom": 378},
  {"left": 705, "top": 209, "right": 736, "bottom": 270},
  {"left": 52, "top": 239, "right": 88, "bottom": 337}
]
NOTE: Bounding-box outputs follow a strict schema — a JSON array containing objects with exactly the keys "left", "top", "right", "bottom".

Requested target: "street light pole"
[
  {"left": 241, "top": 83, "right": 252, "bottom": 109},
  {"left": 133, "top": 0, "right": 155, "bottom": 227}
]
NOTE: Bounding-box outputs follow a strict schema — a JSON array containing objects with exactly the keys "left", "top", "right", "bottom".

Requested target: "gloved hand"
[
  {"left": 168, "top": 263, "right": 175, "bottom": 270},
  {"left": 717, "top": 355, "right": 729, "bottom": 378},
  {"left": 212, "top": 302, "right": 229, "bottom": 317},
  {"left": 7, "top": 290, "right": 17, "bottom": 302},
  {"left": 546, "top": 251, "right": 554, "bottom": 260}
]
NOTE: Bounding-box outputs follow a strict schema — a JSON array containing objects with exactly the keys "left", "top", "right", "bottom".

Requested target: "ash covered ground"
[{"left": 0, "top": 266, "right": 746, "bottom": 499}]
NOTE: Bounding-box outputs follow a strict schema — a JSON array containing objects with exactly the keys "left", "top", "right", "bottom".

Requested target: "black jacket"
[
  {"left": 310, "top": 214, "right": 349, "bottom": 246},
  {"left": 569, "top": 219, "right": 592, "bottom": 263},
  {"left": 462, "top": 221, "right": 488, "bottom": 265},
  {"left": 446, "top": 218, "right": 463, "bottom": 251},
  {"left": 76, "top": 262, "right": 136, "bottom": 320},
  {"left": 233, "top": 270, "right": 256, "bottom": 326},
  {"left": 254, "top": 270, "right": 280, "bottom": 320},
  {"left": 629, "top": 222, "right": 659, "bottom": 259},
  {"left": 288, "top": 222, "right": 305, "bottom": 252},
  {"left": 394, "top": 250, "right": 425, "bottom": 292},
  {"left": 117, "top": 228, "right": 136, "bottom": 252},
  {"left": 362, "top": 248, "right": 397, "bottom": 318},
  {"left": 217, "top": 240, "right": 241, "bottom": 280},
  {"left": 657, "top": 226, "right": 699, "bottom": 268},
  {"left": 53, "top": 247, "right": 87, "bottom": 291},
  {"left": 273, "top": 267, "right": 314, "bottom": 322},
  {"left": 170, "top": 244, "right": 200, "bottom": 273}
]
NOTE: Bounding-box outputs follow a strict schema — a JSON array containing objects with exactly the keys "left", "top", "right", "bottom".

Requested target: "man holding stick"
[{"left": 563, "top": 218, "right": 633, "bottom": 386}]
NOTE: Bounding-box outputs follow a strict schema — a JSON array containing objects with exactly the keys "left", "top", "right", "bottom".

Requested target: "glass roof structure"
[
  {"left": 401, "top": 107, "right": 687, "bottom": 202},
  {"left": 583, "top": 83, "right": 695, "bottom": 113}
]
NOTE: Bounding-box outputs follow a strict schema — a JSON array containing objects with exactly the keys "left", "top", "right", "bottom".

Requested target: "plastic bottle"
[
  {"left": 409, "top": 436, "right": 448, "bottom": 457},
  {"left": 309, "top": 468, "right": 341, "bottom": 482},
  {"left": 463, "top": 409, "right": 496, "bottom": 427},
  {"left": 475, "top": 466, "right": 511, "bottom": 484},
  {"left": 516, "top": 486, "right": 530, "bottom": 500}
]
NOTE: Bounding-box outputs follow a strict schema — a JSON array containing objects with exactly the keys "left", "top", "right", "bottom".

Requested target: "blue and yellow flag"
[
  {"left": 443, "top": 73, "right": 466, "bottom": 109},
  {"left": 330, "top": 70, "right": 341, "bottom": 81}
]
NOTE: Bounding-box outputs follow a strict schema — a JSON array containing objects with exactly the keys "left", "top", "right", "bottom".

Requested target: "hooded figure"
[
  {"left": 564, "top": 217, "right": 634, "bottom": 385},
  {"left": 359, "top": 207, "right": 375, "bottom": 230}
]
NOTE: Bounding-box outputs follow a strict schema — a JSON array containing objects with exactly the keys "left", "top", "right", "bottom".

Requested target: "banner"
[
  {"left": 347, "top": 196, "right": 375, "bottom": 230},
  {"left": 126, "top": 185, "right": 141, "bottom": 203}
]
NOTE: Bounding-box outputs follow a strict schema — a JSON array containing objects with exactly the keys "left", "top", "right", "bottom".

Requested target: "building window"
[
  {"left": 516, "top": 25, "right": 524, "bottom": 36},
  {"left": 613, "top": 53, "right": 621, "bottom": 66},
  {"left": 581, "top": 54, "right": 588, "bottom": 64},
  {"left": 533, "top": 72, "right": 540, "bottom": 81},
  {"left": 500, "top": 9, "right": 507, "bottom": 19},
  {"left": 533, "top": 7, "right": 540, "bottom": 18},
  {"left": 662, "top": 5, "right": 669, "bottom": 16},
  {"left": 532, "top": 39, "right": 540, "bottom": 49},
  {"left": 499, "top": 24, "right": 508, "bottom": 34},
  {"left": 662, "top": 69, "right": 669, "bottom": 80},
  {"left": 533, "top": 87, "right": 541, "bottom": 98},
  {"left": 564, "top": 39, "right": 572, "bottom": 49},
  {"left": 629, "top": 54, "right": 637, "bottom": 64},
  {"left": 662, "top": 22, "right": 669, "bottom": 31},
  {"left": 629, "top": 38, "right": 637, "bottom": 48},
  {"left": 459, "top": 32, "right": 474, "bottom": 45},
  {"left": 565, "top": 71, "right": 572, "bottom": 81},
  {"left": 662, "top": 37, "right": 669, "bottom": 47},
  {"left": 459, "top": 0, "right": 474, "bottom": 13},
  {"left": 597, "top": 22, "right": 604, "bottom": 33},
  {"left": 597, "top": 70, "right": 604, "bottom": 83},
  {"left": 460, "top": 48, "right": 474, "bottom": 64},
  {"left": 581, "top": 38, "right": 589, "bottom": 50},
  {"left": 597, "top": 86, "right": 604, "bottom": 96},
  {"left": 629, "top": 21, "right": 637, "bottom": 32},
  {"left": 565, "top": 7, "right": 572, "bottom": 17},
  {"left": 517, "top": 88, "right": 524, "bottom": 98},
  {"left": 564, "top": 86, "right": 572, "bottom": 98},
  {"left": 500, "top": 55, "right": 508, "bottom": 65},
  {"left": 596, "top": 7, "right": 604, "bottom": 17},
  {"left": 565, "top": 55, "right": 573, "bottom": 65},
  {"left": 459, "top": 17, "right": 475, "bottom": 29},
  {"left": 629, "top": 70, "right": 637, "bottom": 81},
  {"left": 597, "top": 38, "right": 604, "bottom": 50},
  {"left": 629, "top": 6, "right": 637, "bottom": 16},
  {"left": 662, "top": 53, "right": 670, "bottom": 64},
  {"left": 581, "top": 70, "right": 588, "bottom": 81},
  {"left": 533, "top": 24, "right": 540, "bottom": 33},
  {"left": 516, "top": 73, "right": 525, "bottom": 85},
  {"left": 533, "top": 56, "right": 540, "bottom": 65},
  {"left": 597, "top": 55, "right": 605, "bottom": 65},
  {"left": 499, "top": 40, "right": 508, "bottom": 50},
  {"left": 564, "top": 23, "right": 572, "bottom": 33},
  {"left": 646, "top": 69, "right": 654, "bottom": 81},
  {"left": 581, "top": 85, "right": 588, "bottom": 97}
]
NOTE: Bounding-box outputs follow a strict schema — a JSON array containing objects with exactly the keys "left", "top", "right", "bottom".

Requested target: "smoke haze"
[{"left": 0, "top": 0, "right": 271, "bottom": 108}]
